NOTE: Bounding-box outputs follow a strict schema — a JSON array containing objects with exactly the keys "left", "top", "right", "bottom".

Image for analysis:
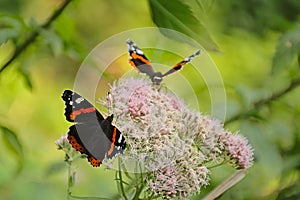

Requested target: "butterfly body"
[
  {"left": 62, "top": 90, "right": 126, "bottom": 167},
  {"left": 127, "top": 39, "right": 201, "bottom": 85}
]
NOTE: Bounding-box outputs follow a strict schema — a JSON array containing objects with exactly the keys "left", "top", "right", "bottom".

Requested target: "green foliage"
[
  {"left": 0, "top": 0, "right": 22, "bottom": 13},
  {"left": 53, "top": 14, "right": 85, "bottom": 60},
  {"left": 0, "top": 125, "right": 23, "bottom": 172},
  {"left": 68, "top": 171, "right": 76, "bottom": 189},
  {"left": 148, "top": 0, "right": 219, "bottom": 51},
  {"left": 0, "top": 15, "right": 28, "bottom": 45},
  {"left": 0, "top": 126, "right": 23, "bottom": 158},
  {"left": 216, "top": 0, "right": 300, "bottom": 35},
  {"left": 0, "top": 0, "right": 300, "bottom": 199},
  {"left": 39, "top": 28, "right": 64, "bottom": 57},
  {"left": 272, "top": 25, "right": 300, "bottom": 74}
]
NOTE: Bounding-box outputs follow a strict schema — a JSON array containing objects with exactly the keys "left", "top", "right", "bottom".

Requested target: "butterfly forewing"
[
  {"left": 127, "top": 39, "right": 156, "bottom": 78},
  {"left": 162, "top": 50, "right": 202, "bottom": 77},
  {"left": 62, "top": 90, "right": 104, "bottom": 123},
  {"left": 62, "top": 90, "right": 126, "bottom": 167},
  {"left": 127, "top": 39, "right": 202, "bottom": 84}
]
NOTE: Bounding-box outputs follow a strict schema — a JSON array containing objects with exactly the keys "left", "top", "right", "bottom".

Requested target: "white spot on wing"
[
  {"left": 75, "top": 97, "right": 84, "bottom": 104},
  {"left": 118, "top": 135, "right": 123, "bottom": 143},
  {"left": 136, "top": 49, "right": 144, "bottom": 55}
]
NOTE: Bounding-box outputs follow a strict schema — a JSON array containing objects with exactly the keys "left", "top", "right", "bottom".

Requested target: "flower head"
[
  {"left": 221, "top": 133, "right": 254, "bottom": 169},
  {"left": 55, "top": 134, "right": 69, "bottom": 150},
  {"left": 102, "top": 77, "right": 254, "bottom": 199}
]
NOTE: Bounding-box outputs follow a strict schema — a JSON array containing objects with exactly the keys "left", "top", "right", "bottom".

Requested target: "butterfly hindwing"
[
  {"left": 62, "top": 90, "right": 126, "bottom": 167},
  {"left": 67, "top": 124, "right": 102, "bottom": 167},
  {"left": 99, "top": 115, "right": 127, "bottom": 158},
  {"left": 71, "top": 123, "right": 110, "bottom": 161}
]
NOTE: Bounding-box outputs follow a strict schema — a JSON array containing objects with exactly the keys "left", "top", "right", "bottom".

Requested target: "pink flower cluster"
[
  {"left": 181, "top": 110, "right": 254, "bottom": 169},
  {"left": 221, "top": 133, "right": 254, "bottom": 169},
  {"left": 102, "top": 77, "right": 254, "bottom": 199},
  {"left": 55, "top": 135, "right": 69, "bottom": 150}
]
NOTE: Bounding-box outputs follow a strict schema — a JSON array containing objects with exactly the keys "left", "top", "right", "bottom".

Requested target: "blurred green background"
[{"left": 1, "top": 0, "right": 300, "bottom": 199}]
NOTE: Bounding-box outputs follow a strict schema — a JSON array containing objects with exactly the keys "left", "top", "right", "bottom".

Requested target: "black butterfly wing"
[
  {"left": 62, "top": 90, "right": 104, "bottom": 123},
  {"left": 126, "top": 39, "right": 156, "bottom": 78},
  {"left": 67, "top": 124, "right": 103, "bottom": 167},
  {"left": 99, "top": 115, "right": 127, "bottom": 158},
  {"left": 62, "top": 90, "right": 126, "bottom": 167},
  {"left": 162, "top": 50, "right": 202, "bottom": 77},
  {"left": 68, "top": 121, "right": 126, "bottom": 167}
]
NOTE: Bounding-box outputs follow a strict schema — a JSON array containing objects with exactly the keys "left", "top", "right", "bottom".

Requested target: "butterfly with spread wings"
[
  {"left": 126, "top": 39, "right": 201, "bottom": 85},
  {"left": 62, "top": 90, "right": 126, "bottom": 167}
]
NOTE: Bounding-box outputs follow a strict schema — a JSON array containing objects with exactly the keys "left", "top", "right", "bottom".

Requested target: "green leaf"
[
  {"left": 54, "top": 14, "right": 76, "bottom": 44},
  {"left": 272, "top": 25, "right": 300, "bottom": 74},
  {"left": 0, "top": 15, "right": 27, "bottom": 45},
  {"left": 54, "top": 14, "right": 85, "bottom": 61},
  {"left": 18, "top": 68, "right": 33, "bottom": 90},
  {"left": 68, "top": 171, "right": 76, "bottom": 188},
  {"left": 277, "top": 182, "right": 300, "bottom": 200},
  {"left": 195, "top": 0, "right": 214, "bottom": 14},
  {"left": 0, "top": 0, "right": 22, "bottom": 13},
  {"left": 148, "top": 0, "right": 219, "bottom": 51},
  {"left": 0, "top": 125, "right": 23, "bottom": 159},
  {"left": 46, "top": 161, "right": 66, "bottom": 176},
  {"left": 39, "top": 28, "right": 63, "bottom": 56}
]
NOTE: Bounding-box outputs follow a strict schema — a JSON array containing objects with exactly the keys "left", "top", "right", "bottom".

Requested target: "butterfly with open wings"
[
  {"left": 126, "top": 39, "right": 201, "bottom": 85},
  {"left": 62, "top": 90, "right": 126, "bottom": 167}
]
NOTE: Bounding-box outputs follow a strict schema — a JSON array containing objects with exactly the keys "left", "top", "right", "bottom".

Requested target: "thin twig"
[
  {"left": 225, "top": 77, "right": 300, "bottom": 125},
  {"left": 0, "top": 0, "right": 73, "bottom": 73}
]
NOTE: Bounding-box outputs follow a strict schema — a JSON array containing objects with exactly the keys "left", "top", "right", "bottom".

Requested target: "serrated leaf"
[
  {"left": 272, "top": 25, "right": 300, "bottom": 74},
  {"left": 0, "top": 125, "right": 23, "bottom": 158},
  {"left": 0, "top": 15, "right": 27, "bottom": 45},
  {"left": 148, "top": 0, "right": 219, "bottom": 51},
  {"left": 195, "top": 0, "right": 214, "bottom": 14}
]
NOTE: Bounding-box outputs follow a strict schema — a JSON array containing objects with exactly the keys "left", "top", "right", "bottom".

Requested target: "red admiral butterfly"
[
  {"left": 62, "top": 90, "right": 126, "bottom": 167},
  {"left": 127, "top": 39, "right": 201, "bottom": 85}
]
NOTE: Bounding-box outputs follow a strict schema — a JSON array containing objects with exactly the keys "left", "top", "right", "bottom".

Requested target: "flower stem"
[
  {"left": 118, "top": 160, "right": 129, "bottom": 200},
  {"left": 66, "top": 159, "right": 72, "bottom": 199},
  {"left": 132, "top": 184, "right": 144, "bottom": 200}
]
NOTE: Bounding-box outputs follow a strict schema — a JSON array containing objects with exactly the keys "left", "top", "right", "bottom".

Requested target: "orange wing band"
[{"left": 70, "top": 107, "right": 96, "bottom": 120}]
